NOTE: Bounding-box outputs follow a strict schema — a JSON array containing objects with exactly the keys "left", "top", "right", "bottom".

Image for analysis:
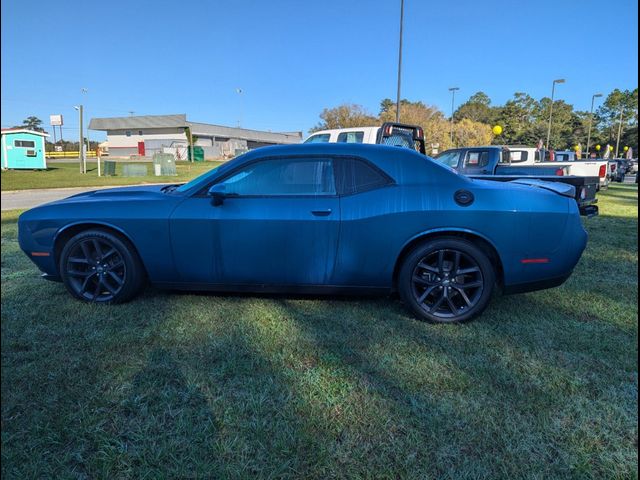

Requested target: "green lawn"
[
  {"left": 1, "top": 184, "right": 637, "bottom": 479},
  {"left": 1, "top": 160, "right": 222, "bottom": 191}
]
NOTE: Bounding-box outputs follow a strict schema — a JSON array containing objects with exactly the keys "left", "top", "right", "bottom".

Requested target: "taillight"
[
  {"left": 555, "top": 168, "right": 564, "bottom": 176},
  {"left": 599, "top": 165, "right": 606, "bottom": 177},
  {"left": 611, "top": 164, "right": 616, "bottom": 172}
]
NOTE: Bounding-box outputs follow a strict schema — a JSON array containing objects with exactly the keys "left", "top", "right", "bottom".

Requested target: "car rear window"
[{"left": 334, "top": 157, "right": 392, "bottom": 195}]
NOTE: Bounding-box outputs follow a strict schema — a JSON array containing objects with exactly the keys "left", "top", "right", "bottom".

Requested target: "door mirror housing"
[{"left": 207, "top": 183, "right": 227, "bottom": 206}]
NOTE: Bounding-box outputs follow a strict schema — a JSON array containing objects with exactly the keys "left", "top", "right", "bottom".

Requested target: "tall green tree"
[
  {"left": 453, "top": 91, "right": 496, "bottom": 124},
  {"left": 18, "top": 116, "right": 44, "bottom": 132},
  {"left": 595, "top": 88, "right": 638, "bottom": 151},
  {"left": 310, "top": 104, "right": 378, "bottom": 132},
  {"left": 493, "top": 93, "right": 541, "bottom": 145}
]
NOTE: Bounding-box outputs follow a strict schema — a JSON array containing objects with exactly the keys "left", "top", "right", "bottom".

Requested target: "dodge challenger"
[{"left": 18, "top": 143, "right": 588, "bottom": 323}]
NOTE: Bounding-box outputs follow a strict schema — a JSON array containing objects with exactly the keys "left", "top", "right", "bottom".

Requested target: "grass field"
[
  {"left": 0, "top": 160, "right": 222, "bottom": 191},
  {"left": 1, "top": 184, "right": 637, "bottom": 479}
]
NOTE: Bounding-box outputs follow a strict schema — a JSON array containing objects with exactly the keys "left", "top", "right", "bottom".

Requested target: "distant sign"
[
  {"left": 50, "top": 114, "right": 63, "bottom": 126},
  {"left": 54, "top": 145, "right": 63, "bottom": 152}
]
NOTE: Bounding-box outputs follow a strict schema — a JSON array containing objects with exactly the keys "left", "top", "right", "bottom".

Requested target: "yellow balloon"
[
  {"left": 573, "top": 145, "right": 579, "bottom": 151},
  {"left": 609, "top": 145, "right": 614, "bottom": 151},
  {"left": 492, "top": 125, "right": 503, "bottom": 135},
  {"left": 595, "top": 144, "right": 601, "bottom": 151},
  {"left": 624, "top": 146, "right": 629, "bottom": 151}
]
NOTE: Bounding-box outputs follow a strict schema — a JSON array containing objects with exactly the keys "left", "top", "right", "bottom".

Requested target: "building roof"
[
  {"left": 187, "top": 122, "right": 301, "bottom": 144},
  {"left": 89, "top": 113, "right": 302, "bottom": 145},
  {"left": 1, "top": 128, "right": 49, "bottom": 137},
  {"left": 88, "top": 114, "right": 187, "bottom": 130}
]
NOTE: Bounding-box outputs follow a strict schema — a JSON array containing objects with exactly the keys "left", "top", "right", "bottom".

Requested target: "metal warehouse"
[{"left": 88, "top": 114, "right": 302, "bottom": 160}]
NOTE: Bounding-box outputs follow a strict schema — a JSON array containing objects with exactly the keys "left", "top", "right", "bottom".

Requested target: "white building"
[{"left": 88, "top": 114, "right": 302, "bottom": 159}]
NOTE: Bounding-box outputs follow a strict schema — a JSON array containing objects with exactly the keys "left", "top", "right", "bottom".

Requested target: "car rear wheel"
[
  {"left": 59, "top": 229, "right": 145, "bottom": 303},
  {"left": 398, "top": 238, "right": 495, "bottom": 323}
]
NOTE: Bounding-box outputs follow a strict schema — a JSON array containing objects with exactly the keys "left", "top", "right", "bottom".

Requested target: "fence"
[{"left": 46, "top": 151, "right": 99, "bottom": 158}]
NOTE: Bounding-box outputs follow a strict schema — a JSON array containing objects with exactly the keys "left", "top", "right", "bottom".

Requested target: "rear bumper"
[{"left": 503, "top": 272, "right": 572, "bottom": 294}]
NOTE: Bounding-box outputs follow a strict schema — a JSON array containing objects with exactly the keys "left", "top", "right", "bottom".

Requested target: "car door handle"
[{"left": 311, "top": 209, "right": 332, "bottom": 217}]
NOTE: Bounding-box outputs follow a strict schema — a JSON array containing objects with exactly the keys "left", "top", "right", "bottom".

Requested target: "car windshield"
[
  {"left": 175, "top": 164, "right": 223, "bottom": 193},
  {"left": 433, "top": 151, "right": 460, "bottom": 168},
  {"left": 304, "top": 133, "right": 331, "bottom": 143}
]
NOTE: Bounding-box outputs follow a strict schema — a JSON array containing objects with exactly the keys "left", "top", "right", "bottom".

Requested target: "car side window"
[
  {"left": 217, "top": 157, "right": 336, "bottom": 196},
  {"left": 334, "top": 157, "right": 393, "bottom": 195},
  {"left": 508, "top": 150, "right": 529, "bottom": 163},
  {"left": 464, "top": 151, "right": 489, "bottom": 168},
  {"left": 336, "top": 131, "right": 364, "bottom": 143}
]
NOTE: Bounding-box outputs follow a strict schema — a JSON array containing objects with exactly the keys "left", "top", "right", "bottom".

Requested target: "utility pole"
[
  {"left": 448, "top": 87, "right": 459, "bottom": 144},
  {"left": 615, "top": 105, "right": 624, "bottom": 158},
  {"left": 586, "top": 93, "right": 603, "bottom": 159},
  {"left": 75, "top": 105, "right": 84, "bottom": 173},
  {"left": 395, "top": 0, "right": 404, "bottom": 122}
]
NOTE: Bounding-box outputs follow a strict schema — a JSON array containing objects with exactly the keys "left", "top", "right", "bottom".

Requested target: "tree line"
[{"left": 311, "top": 88, "right": 638, "bottom": 155}]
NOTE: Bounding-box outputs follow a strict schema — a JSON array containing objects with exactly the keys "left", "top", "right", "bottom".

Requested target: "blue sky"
[{"left": 1, "top": 0, "right": 638, "bottom": 141}]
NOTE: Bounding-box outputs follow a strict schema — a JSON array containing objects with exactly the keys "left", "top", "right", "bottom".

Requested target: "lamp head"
[{"left": 554, "top": 79, "right": 566, "bottom": 84}]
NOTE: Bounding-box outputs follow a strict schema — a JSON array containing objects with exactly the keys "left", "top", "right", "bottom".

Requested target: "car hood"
[{"left": 49, "top": 184, "right": 176, "bottom": 205}]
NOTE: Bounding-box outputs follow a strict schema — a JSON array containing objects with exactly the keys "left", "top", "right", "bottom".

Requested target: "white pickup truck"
[
  {"left": 304, "top": 123, "right": 427, "bottom": 153},
  {"left": 505, "top": 147, "right": 609, "bottom": 190}
]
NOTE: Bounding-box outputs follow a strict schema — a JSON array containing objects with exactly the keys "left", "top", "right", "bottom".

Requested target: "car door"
[
  {"left": 462, "top": 149, "right": 491, "bottom": 174},
  {"left": 208, "top": 156, "right": 340, "bottom": 286}
]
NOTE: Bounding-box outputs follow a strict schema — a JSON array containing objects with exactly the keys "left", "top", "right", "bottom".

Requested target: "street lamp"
[
  {"left": 448, "top": 87, "right": 460, "bottom": 143},
  {"left": 586, "top": 93, "right": 603, "bottom": 159},
  {"left": 545, "top": 78, "right": 565, "bottom": 149},
  {"left": 236, "top": 88, "right": 243, "bottom": 127},
  {"left": 395, "top": 0, "right": 405, "bottom": 122},
  {"left": 73, "top": 105, "right": 84, "bottom": 174},
  {"left": 615, "top": 105, "right": 624, "bottom": 158}
]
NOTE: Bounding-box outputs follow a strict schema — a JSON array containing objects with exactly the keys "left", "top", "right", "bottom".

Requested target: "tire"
[
  {"left": 398, "top": 237, "right": 495, "bottom": 324},
  {"left": 59, "top": 229, "right": 145, "bottom": 303}
]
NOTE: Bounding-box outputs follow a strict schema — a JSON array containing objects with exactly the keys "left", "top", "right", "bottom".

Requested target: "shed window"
[
  {"left": 14, "top": 140, "right": 36, "bottom": 148},
  {"left": 125, "top": 131, "right": 132, "bottom": 137},
  {"left": 138, "top": 130, "right": 143, "bottom": 136}
]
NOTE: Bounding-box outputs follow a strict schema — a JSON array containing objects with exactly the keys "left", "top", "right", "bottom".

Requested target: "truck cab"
[{"left": 304, "top": 122, "right": 426, "bottom": 154}]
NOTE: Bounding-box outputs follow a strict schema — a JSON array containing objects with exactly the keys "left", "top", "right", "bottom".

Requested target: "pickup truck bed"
[{"left": 434, "top": 146, "right": 599, "bottom": 216}]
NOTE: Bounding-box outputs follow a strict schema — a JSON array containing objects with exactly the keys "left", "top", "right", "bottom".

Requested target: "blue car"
[{"left": 18, "top": 144, "right": 587, "bottom": 323}]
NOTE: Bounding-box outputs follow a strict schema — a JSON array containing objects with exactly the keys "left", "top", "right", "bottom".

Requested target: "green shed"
[{"left": 1, "top": 129, "right": 48, "bottom": 170}]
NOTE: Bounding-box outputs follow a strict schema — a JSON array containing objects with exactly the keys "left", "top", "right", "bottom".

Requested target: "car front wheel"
[
  {"left": 398, "top": 238, "right": 495, "bottom": 323},
  {"left": 59, "top": 229, "right": 145, "bottom": 303}
]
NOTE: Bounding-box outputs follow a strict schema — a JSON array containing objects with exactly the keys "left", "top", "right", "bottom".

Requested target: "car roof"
[{"left": 307, "top": 126, "right": 380, "bottom": 135}]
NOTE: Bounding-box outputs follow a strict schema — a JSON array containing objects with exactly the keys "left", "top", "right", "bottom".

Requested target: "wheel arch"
[
  {"left": 54, "top": 222, "right": 148, "bottom": 278},
  {"left": 392, "top": 228, "right": 504, "bottom": 291}
]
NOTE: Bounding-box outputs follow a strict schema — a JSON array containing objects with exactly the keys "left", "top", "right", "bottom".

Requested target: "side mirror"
[{"left": 207, "top": 183, "right": 227, "bottom": 206}]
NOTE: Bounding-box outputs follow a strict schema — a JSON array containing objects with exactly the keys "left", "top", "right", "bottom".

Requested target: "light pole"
[
  {"left": 236, "top": 88, "right": 243, "bottom": 127},
  {"left": 615, "top": 105, "right": 624, "bottom": 158},
  {"left": 586, "top": 93, "right": 603, "bottom": 159},
  {"left": 74, "top": 105, "right": 84, "bottom": 173},
  {"left": 395, "top": 0, "right": 405, "bottom": 122},
  {"left": 546, "top": 78, "right": 565, "bottom": 149},
  {"left": 448, "top": 87, "right": 459, "bottom": 143}
]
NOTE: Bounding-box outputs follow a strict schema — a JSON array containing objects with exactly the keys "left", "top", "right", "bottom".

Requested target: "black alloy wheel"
[
  {"left": 399, "top": 238, "right": 495, "bottom": 323},
  {"left": 59, "top": 229, "right": 145, "bottom": 303}
]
